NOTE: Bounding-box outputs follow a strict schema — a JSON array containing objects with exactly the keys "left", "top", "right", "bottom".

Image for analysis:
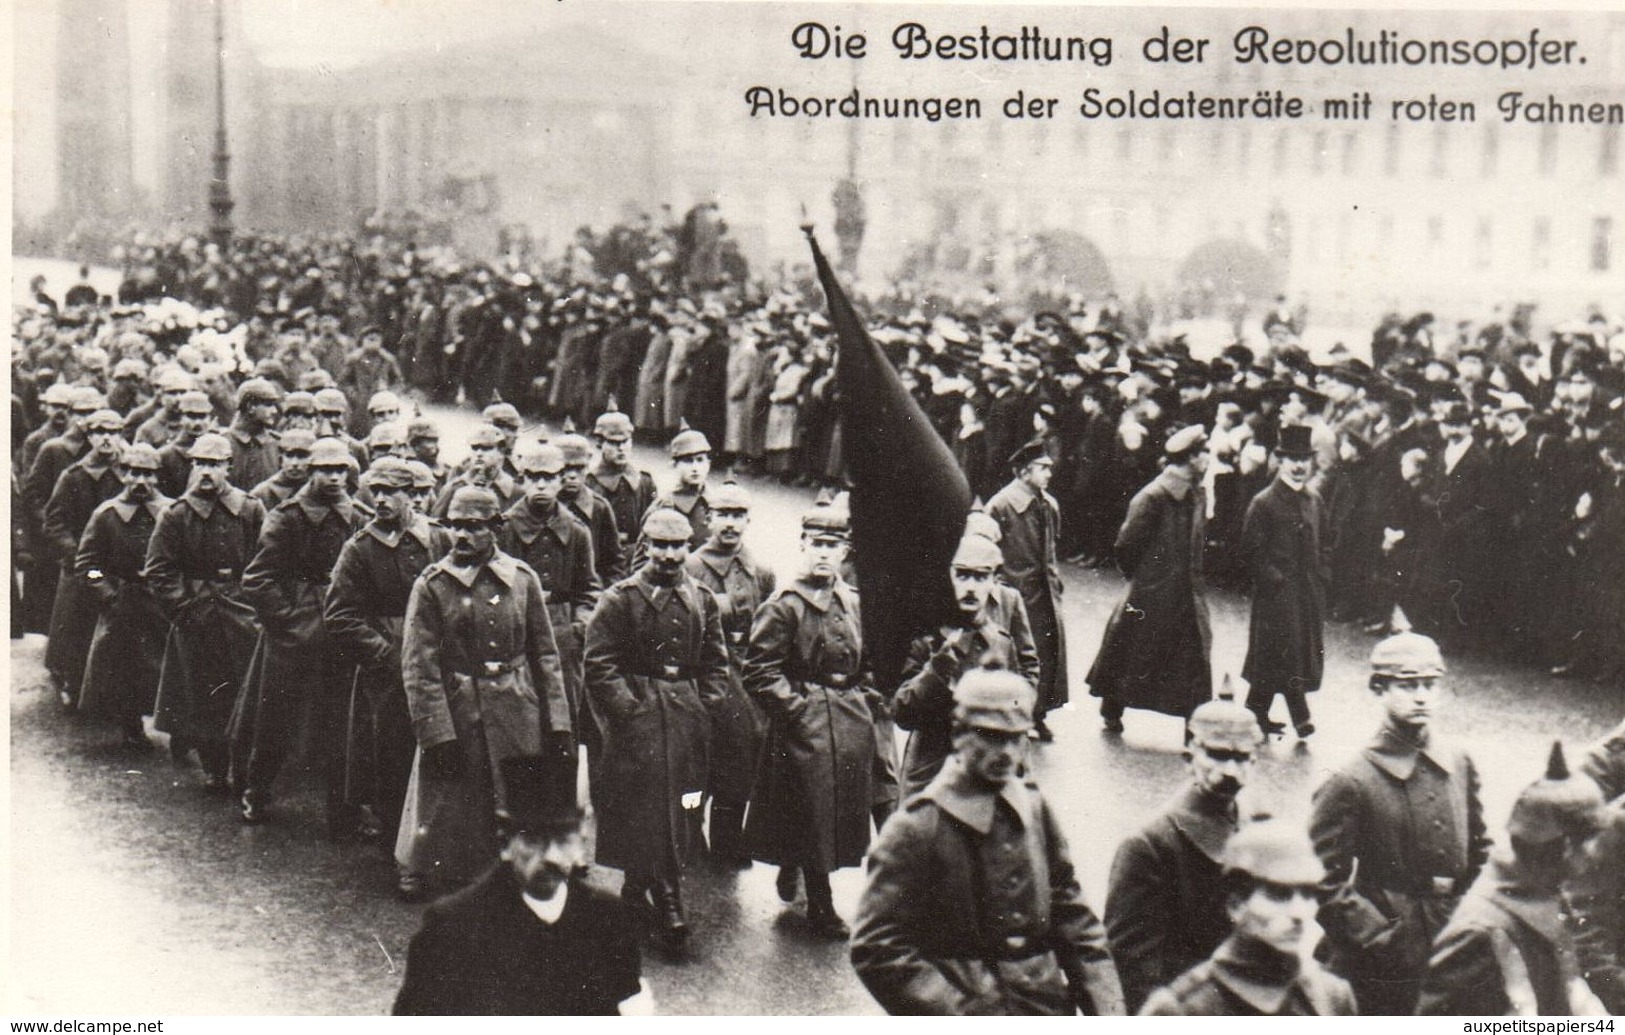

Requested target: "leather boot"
[
  {"left": 622, "top": 875, "right": 651, "bottom": 925},
  {"left": 654, "top": 878, "right": 690, "bottom": 946},
  {"left": 804, "top": 872, "right": 849, "bottom": 940}
]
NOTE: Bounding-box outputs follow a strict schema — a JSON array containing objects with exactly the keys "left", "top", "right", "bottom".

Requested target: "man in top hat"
[
  {"left": 234, "top": 437, "right": 368, "bottom": 829},
  {"left": 633, "top": 422, "right": 713, "bottom": 568},
  {"left": 584, "top": 506, "right": 731, "bottom": 949},
  {"left": 743, "top": 491, "right": 877, "bottom": 939},
  {"left": 1107, "top": 683, "right": 1264, "bottom": 1012},
  {"left": 147, "top": 432, "right": 267, "bottom": 788},
  {"left": 74, "top": 442, "right": 173, "bottom": 748},
  {"left": 1240, "top": 423, "right": 1328, "bottom": 738},
  {"left": 1088, "top": 424, "right": 1214, "bottom": 735},
  {"left": 895, "top": 530, "right": 1039, "bottom": 800},
  {"left": 852, "top": 666, "right": 1125, "bottom": 1015},
  {"left": 1430, "top": 400, "right": 1495, "bottom": 649},
  {"left": 986, "top": 437, "right": 1068, "bottom": 740},
  {"left": 432, "top": 423, "right": 518, "bottom": 518},
  {"left": 325, "top": 456, "right": 451, "bottom": 884},
  {"left": 393, "top": 752, "right": 649, "bottom": 1016},
  {"left": 227, "top": 377, "right": 283, "bottom": 491},
  {"left": 250, "top": 427, "right": 315, "bottom": 509},
  {"left": 398, "top": 485, "right": 574, "bottom": 897},
  {"left": 155, "top": 390, "right": 217, "bottom": 499},
  {"left": 587, "top": 402, "right": 658, "bottom": 555},
  {"left": 682, "top": 478, "right": 774, "bottom": 868},
  {"left": 1141, "top": 817, "right": 1357, "bottom": 1016},
  {"left": 43, "top": 408, "right": 129, "bottom": 707},
  {"left": 1484, "top": 392, "right": 1546, "bottom": 652},
  {"left": 1419, "top": 743, "right": 1609, "bottom": 1016},
  {"left": 1309, "top": 610, "right": 1490, "bottom": 1014},
  {"left": 555, "top": 432, "right": 625, "bottom": 585}
]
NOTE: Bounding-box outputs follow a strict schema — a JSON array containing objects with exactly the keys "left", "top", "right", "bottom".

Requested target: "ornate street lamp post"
[{"left": 207, "top": 0, "right": 235, "bottom": 247}]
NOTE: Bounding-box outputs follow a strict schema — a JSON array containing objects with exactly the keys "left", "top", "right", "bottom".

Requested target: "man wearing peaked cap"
[
  {"left": 233, "top": 434, "right": 368, "bottom": 828},
  {"left": 250, "top": 427, "right": 315, "bottom": 509},
  {"left": 1310, "top": 607, "right": 1489, "bottom": 1015},
  {"left": 987, "top": 436, "right": 1067, "bottom": 740},
  {"left": 75, "top": 441, "right": 173, "bottom": 748},
  {"left": 405, "top": 418, "right": 446, "bottom": 490},
  {"left": 554, "top": 432, "right": 625, "bottom": 584},
  {"left": 1087, "top": 424, "right": 1213, "bottom": 736},
  {"left": 146, "top": 429, "right": 267, "bottom": 790},
  {"left": 133, "top": 367, "right": 198, "bottom": 449},
  {"left": 393, "top": 751, "right": 648, "bottom": 1015},
  {"left": 588, "top": 401, "right": 657, "bottom": 556},
  {"left": 1142, "top": 817, "right": 1356, "bottom": 1015},
  {"left": 895, "top": 532, "right": 1040, "bottom": 800},
  {"left": 1107, "top": 679, "right": 1262, "bottom": 1012},
  {"left": 852, "top": 666, "right": 1125, "bottom": 1016},
  {"left": 155, "top": 390, "right": 217, "bottom": 499},
  {"left": 632, "top": 420, "right": 714, "bottom": 567},
  {"left": 1420, "top": 743, "right": 1609, "bottom": 1016},
  {"left": 227, "top": 378, "right": 282, "bottom": 492},
  {"left": 432, "top": 423, "right": 518, "bottom": 519}
]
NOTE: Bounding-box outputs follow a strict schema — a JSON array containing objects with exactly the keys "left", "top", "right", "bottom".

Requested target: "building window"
[
  {"left": 1602, "top": 128, "right": 1620, "bottom": 176},
  {"left": 1482, "top": 125, "right": 1499, "bottom": 177},
  {"left": 1594, "top": 217, "right": 1614, "bottom": 272},
  {"left": 1384, "top": 123, "right": 1401, "bottom": 176},
  {"left": 1539, "top": 124, "right": 1559, "bottom": 176},
  {"left": 1532, "top": 216, "right": 1551, "bottom": 271}
]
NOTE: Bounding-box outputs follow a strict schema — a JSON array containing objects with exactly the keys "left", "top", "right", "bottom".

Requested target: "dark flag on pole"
[{"left": 803, "top": 225, "right": 972, "bottom": 689}]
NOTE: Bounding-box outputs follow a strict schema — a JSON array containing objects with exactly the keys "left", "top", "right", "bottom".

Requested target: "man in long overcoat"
[
  {"left": 146, "top": 433, "right": 266, "bottom": 788},
  {"left": 398, "top": 486, "right": 573, "bottom": 896},
  {"left": 743, "top": 493, "right": 876, "bottom": 939},
  {"left": 1240, "top": 424, "right": 1329, "bottom": 738},
  {"left": 1088, "top": 425, "right": 1213, "bottom": 734},
  {"left": 75, "top": 442, "right": 172, "bottom": 747},
  {"left": 986, "top": 438, "right": 1068, "bottom": 739},
  {"left": 586, "top": 404, "right": 657, "bottom": 558},
  {"left": 584, "top": 507, "right": 731, "bottom": 949}
]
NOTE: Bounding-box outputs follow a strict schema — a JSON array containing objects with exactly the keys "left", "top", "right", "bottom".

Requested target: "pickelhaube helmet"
[
  {"left": 1221, "top": 815, "right": 1325, "bottom": 886},
  {"left": 467, "top": 423, "right": 505, "bottom": 449},
  {"left": 709, "top": 478, "right": 752, "bottom": 511},
  {"left": 554, "top": 433, "right": 593, "bottom": 465},
  {"left": 594, "top": 396, "right": 634, "bottom": 439},
  {"left": 801, "top": 487, "right": 850, "bottom": 539},
  {"left": 1189, "top": 676, "right": 1264, "bottom": 751},
  {"left": 669, "top": 418, "right": 711, "bottom": 459},
  {"left": 951, "top": 533, "right": 1002, "bottom": 572},
  {"left": 1507, "top": 742, "right": 1606, "bottom": 845},
  {"left": 1370, "top": 607, "right": 1446, "bottom": 680}
]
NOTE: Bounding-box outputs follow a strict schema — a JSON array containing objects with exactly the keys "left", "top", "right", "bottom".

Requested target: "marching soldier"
[
  {"left": 743, "top": 492, "right": 875, "bottom": 939},
  {"left": 1106, "top": 684, "right": 1263, "bottom": 1012},
  {"left": 584, "top": 507, "right": 731, "bottom": 949},
  {"left": 146, "top": 432, "right": 267, "bottom": 789},
  {"left": 895, "top": 532, "right": 1039, "bottom": 800},
  {"left": 75, "top": 442, "right": 173, "bottom": 747},
  {"left": 324, "top": 457, "right": 450, "bottom": 875},
  {"left": 632, "top": 421, "right": 713, "bottom": 569},
  {"left": 406, "top": 418, "right": 448, "bottom": 491},
  {"left": 852, "top": 667, "right": 1125, "bottom": 1016},
  {"left": 986, "top": 437, "right": 1067, "bottom": 741},
  {"left": 555, "top": 432, "right": 625, "bottom": 585},
  {"left": 226, "top": 377, "right": 282, "bottom": 491},
  {"left": 1309, "top": 610, "right": 1491, "bottom": 1015},
  {"left": 155, "top": 389, "right": 216, "bottom": 499},
  {"left": 234, "top": 437, "right": 367, "bottom": 829},
  {"left": 249, "top": 427, "right": 314, "bottom": 508},
  {"left": 431, "top": 423, "right": 517, "bottom": 518},
  {"left": 397, "top": 486, "right": 573, "bottom": 899},
  {"left": 682, "top": 478, "right": 774, "bottom": 867},
  {"left": 1141, "top": 817, "right": 1357, "bottom": 1016},
  {"left": 23, "top": 386, "right": 102, "bottom": 634},
  {"left": 1419, "top": 743, "right": 1609, "bottom": 1016},
  {"left": 587, "top": 401, "right": 657, "bottom": 556}
]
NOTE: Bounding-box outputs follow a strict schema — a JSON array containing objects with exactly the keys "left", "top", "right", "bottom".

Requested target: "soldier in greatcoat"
[
  {"left": 324, "top": 457, "right": 450, "bottom": 889},
  {"left": 895, "top": 532, "right": 1039, "bottom": 800},
  {"left": 632, "top": 423, "right": 713, "bottom": 568},
  {"left": 743, "top": 493, "right": 876, "bottom": 939},
  {"left": 1106, "top": 686, "right": 1262, "bottom": 1012},
  {"left": 226, "top": 377, "right": 282, "bottom": 492},
  {"left": 586, "top": 403, "right": 657, "bottom": 558},
  {"left": 986, "top": 437, "right": 1068, "bottom": 740},
  {"left": 146, "top": 433, "right": 266, "bottom": 789},
  {"left": 555, "top": 432, "right": 625, "bottom": 585},
  {"left": 249, "top": 427, "right": 313, "bottom": 509},
  {"left": 234, "top": 437, "right": 367, "bottom": 829},
  {"left": 1309, "top": 613, "right": 1491, "bottom": 1015},
  {"left": 397, "top": 486, "right": 574, "bottom": 898},
  {"left": 431, "top": 423, "right": 517, "bottom": 518},
  {"left": 42, "top": 408, "right": 128, "bottom": 707},
  {"left": 75, "top": 442, "right": 172, "bottom": 747},
  {"left": 584, "top": 507, "right": 731, "bottom": 949},
  {"left": 24, "top": 387, "right": 102, "bottom": 639},
  {"left": 1088, "top": 425, "right": 1214, "bottom": 734},
  {"left": 852, "top": 668, "right": 1125, "bottom": 1016},
  {"left": 1240, "top": 423, "right": 1329, "bottom": 738},
  {"left": 682, "top": 479, "right": 775, "bottom": 867},
  {"left": 155, "top": 390, "right": 216, "bottom": 499}
]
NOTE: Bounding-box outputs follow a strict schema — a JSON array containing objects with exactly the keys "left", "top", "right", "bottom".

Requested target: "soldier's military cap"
[
  {"left": 446, "top": 486, "right": 502, "bottom": 522},
  {"left": 554, "top": 433, "right": 593, "bottom": 465},
  {"left": 1164, "top": 424, "right": 1207, "bottom": 458},
  {"left": 177, "top": 390, "right": 214, "bottom": 415},
  {"left": 187, "top": 432, "right": 233, "bottom": 462},
  {"left": 468, "top": 423, "right": 505, "bottom": 449},
  {"left": 41, "top": 382, "right": 76, "bottom": 406},
  {"left": 154, "top": 368, "right": 197, "bottom": 392},
  {"left": 113, "top": 358, "right": 149, "bottom": 380},
  {"left": 801, "top": 488, "right": 850, "bottom": 540},
  {"left": 368, "top": 390, "right": 403, "bottom": 415},
  {"left": 313, "top": 388, "right": 349, "bottom": 414},
  {"left": 1222, "top": 817, "right": 1325, "bottom": 887},
  {"left": 407, "top": 418, "right": 440, "bottom": 442},
  {"left": 963, "top": 500, "right": 1002, "bottom": 544},
  {"left": 120, "top": 442, "right": 162, "bottom": 471},
  {"left": 1508, "top": 742, "right": 1605, "bottom": 845},
  {"left": 278, "top": 427, "right": 316, "bottom": 452},
  {"left": 643, "top": 507, "right": 693, "bottom": 543},
  {"left": 282, "top": 390, "right": 317, "bottom": 416},
  {"left": 515, "top": 441, "right": 566, "bottom": 475},
  {"left": 309, "top": 437, "right": 353, "bottom": 469},
  {"left": 78, "top": 347, "right": 110, "bottom": 370},
  {"left": 235, "top": 378, "right": 283, "bottom": 407},
  {"left": 482, "top": 402, "right": 522, "bottom": 431},
  {"left": 952, "top": 667, "right": 1036, "bottom": 734},
  {"left": 669, "top": 419, "right": 711, "bottom": 459},
  {"left": 593, "top": 399, "right": 634, "bottom": 439},
  {"left": 71, "top": 387, "right": 108, "bottom": 413},
  {"left": 951, "top": 533, "right": 1002, "bottom": 572},
  {"left": 368, "top": 420, "right": 408, "bottom": 451},
  {"left": 363, "top": 456, "right": 415, "bottom": 491},
  {"left": 710, "top": 479, "right": 752, "bottom": 512},
  {"left": 1369, "top": 607, "right": 1445, "bottom": 680},
  {"left": 1008, "top": 436, "right": 1052, "bottom": 470},
  {"left": 85, "top": 409, "right": 127, "bottom": 432},
  {"left": 406, "top": 460, "right": 437, "bottom": 490},
  {"left": 1189, "top": 677, "right": 1263, "bottom": 751}
]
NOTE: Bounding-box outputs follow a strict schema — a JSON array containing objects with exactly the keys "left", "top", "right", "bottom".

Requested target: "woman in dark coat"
[{"left": 1087, "top": 426, "right": 1212, "bottom": 732}]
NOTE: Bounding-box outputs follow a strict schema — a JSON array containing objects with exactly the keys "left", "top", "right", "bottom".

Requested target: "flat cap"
[
  {"left": 187, "top": 432, "right": 233, "bottom": 462},
  {"left": 642, "top": 507, "right": 693, "bottom": 542},
  {"left": 952, "top": 668, "right": 1036, "bottom": 734},
  {"left": 446, "top": 485, "right": 502, "bottom": 522},
  {"left": 363, "top": 456, "right": 416, "bottom": 491},
  {"left": 235, "top": 378, "right": 282, "bottom": 406},
  {"left": 309, "top": 437, "right": 353, "bottom": 468}
]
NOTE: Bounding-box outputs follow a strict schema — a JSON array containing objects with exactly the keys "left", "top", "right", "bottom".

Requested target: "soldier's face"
[
  {"left": 181, "top": 411, "right": 214, "bottom": 437},
  {"left": 121, "top": 464, "right": 158, "bottom": 501},
  {"left": 560, "top": 460, "right": 587, "bottom": 498},
  {"left": 951, "top": 566, "right": 995, "bottom": 615},
  {"left": 1188, "top": 743, "right": 1255, "bottom": 799},
  {"left": 248, "top": 400, "right": 280, "bottom": 427},
  {"left": 1021, "top": 458, "right": 1054, "bottom": 492},
  {"left": 1229, "top": 881, "right": 1318, "bottom": 958},
  {"left": 470, "top": 443, "right": 502, "bottom": 474},
  {"left": 309, "top": 465, "right": 348, "bottom": 500},
  {"left": 520, "top": 464, "right": 564, "bottom": 509},
  {"left": 674, "top": 453, "right": 709, "bottom": 489},
  {"left": 373, "top": 486, "right": 414, "bottom": 526},
  {"left": 801, "top": 534, "right": 848, "bottom": 580},
  {"left": 1377, "top": 675, "right": 1440, "bottom": 731},
  {"left": 317, "top": 409, "right": 346, "bottom": 434},
  {"left": 279, "top": 447, "right": 312, "bottom": 482},
  {"left": 502, "top": 828, "right": 586, "bottom": 900},
  {"left": 954, "top": 726, "right": 1026, "bottom": 787},
  {"left": 369, "top": 405, "right": 400, "bottom": 426},
  {"left": 711, "top": 507, "right": 748, "bottom": 548},
  {"left": 596, "top": 434, "right": 630, "bottom": 468},
  {"left": 646, "top": 536, "right": 690, "bottom": 575},
  {"left": 445, "top": 515, "right": 497, "bottom": 565},
  {"left": 160, "top": 388, "right": 186, "bottom": 412},
  {"left": 44, "top": 403, "right": 69, "bottom": 429},
  {"left": 88, "top": 429, "right": 123, "bottom": 461},
  {"left": 190, "top": 458, "right": 227, "bottom": 496}
]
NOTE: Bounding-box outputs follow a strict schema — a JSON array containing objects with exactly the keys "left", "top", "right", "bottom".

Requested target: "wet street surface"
[{"left": 9, "top": 403, "right": 1620, "bottom": 1015}]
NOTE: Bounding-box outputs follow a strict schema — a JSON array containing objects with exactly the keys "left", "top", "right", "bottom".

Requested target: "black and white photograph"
[{"left": 7, "top": 0, "right": 1624, "bottom": 1018}]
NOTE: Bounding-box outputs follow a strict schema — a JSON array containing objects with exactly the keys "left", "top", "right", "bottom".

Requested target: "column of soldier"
[{"left": 13, "top": 257, "right": 1625, "bottom": 1016}]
